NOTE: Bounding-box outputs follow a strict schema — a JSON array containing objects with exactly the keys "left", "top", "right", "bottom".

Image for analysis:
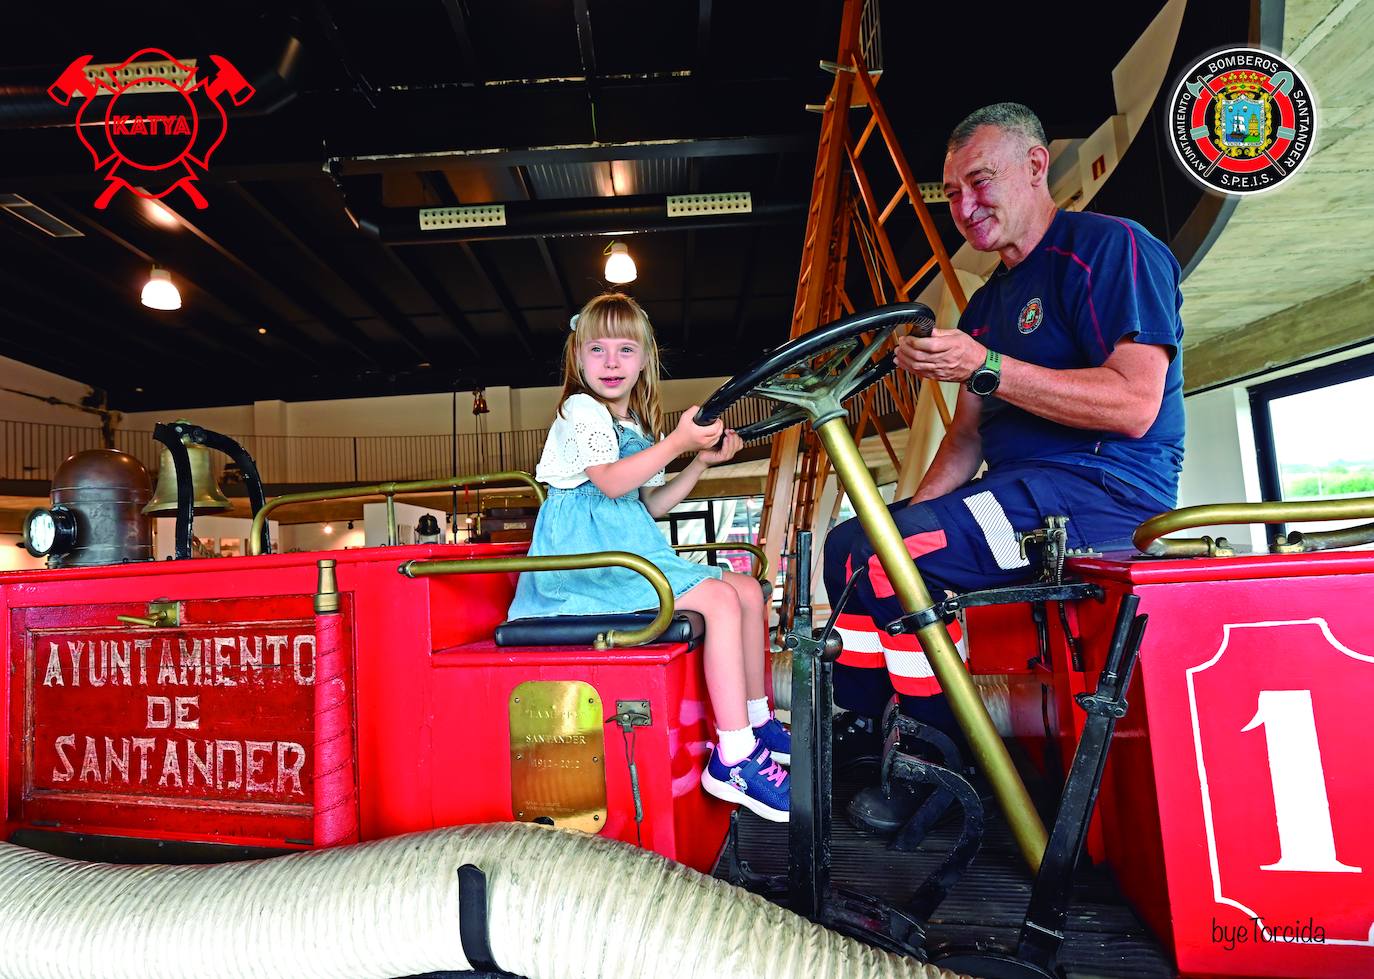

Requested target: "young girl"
[{"left": 508, "top": 292, "right": 790, "bottom": 822}]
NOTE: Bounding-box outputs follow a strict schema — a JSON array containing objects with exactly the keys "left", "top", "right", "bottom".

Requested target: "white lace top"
[{"left": 534, "top": 393, "right": 666, "bottom": 489}]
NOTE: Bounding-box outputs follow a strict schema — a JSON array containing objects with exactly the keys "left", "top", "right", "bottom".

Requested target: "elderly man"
[{"left": 824, "top": 102, "right": 1185, "bottom": 835}]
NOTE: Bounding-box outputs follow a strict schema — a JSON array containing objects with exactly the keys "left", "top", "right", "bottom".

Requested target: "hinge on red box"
[{"left": 613, "top": 700, "right": 651, "bottom": 731}]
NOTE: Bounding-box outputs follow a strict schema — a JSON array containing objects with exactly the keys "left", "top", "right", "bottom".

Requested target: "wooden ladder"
[{"left": 757, "top": 0, "right": 976, "bottom": 623}]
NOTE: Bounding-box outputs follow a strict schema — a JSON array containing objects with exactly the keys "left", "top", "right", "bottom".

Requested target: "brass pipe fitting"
[
  {"left": 248, "top": 471, "right": 545, "bottom": 555},
  {"left": 398, "top": 551, "right": 675, "bottom": 649},
  {"left": 315, "top": 558, "right": 340, "bottom": 615},
  {"left": 1133, "top": 496, "right": 1374, "bottom": 557}
]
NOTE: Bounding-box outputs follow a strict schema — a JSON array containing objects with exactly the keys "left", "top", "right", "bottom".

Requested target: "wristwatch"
[{"left": 966, "top": 349, "right": 1002, "bottom": 396}]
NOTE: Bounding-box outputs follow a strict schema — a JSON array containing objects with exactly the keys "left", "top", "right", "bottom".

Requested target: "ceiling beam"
[
  {"left": 512, "top": 166, "right": 575, "bottom": 323},
  {"left": 107, "top": 194, "right": 334, "bottom": 372},
  {"left": 572, "top": 0, "right": 600, "bottom": 141},
  {"left": 331, "top": 134, "right": 809, "bottom": 177},
  {"left": 20, "top": 198, "right": 280, "bottom": 377},
  {"left": 0, "top": 223, "right": 216, "bottom": 377},
  {"left": 242, "top": 182, "right": 437, "bottom": 365},
  {"left": 220, "top": 182, "right": 405, "bottom": 366},
  {"left": 439, "top": 0, "right": 482, "bottom": 85},
  {"left": 418, "top": 171, "right": 536, "bottom": 358},
  {"left": 1, "top": 131, "right": 809, "bottom": 188},
  {"left": 0, "top": 263, "right": 174, "bottom": 376},
  {"left": 382, "top": 247, "right": 483, "bottom": 360},
  {"left": 680, "top": 159, "right": 702, "bottom": 345},
  {"left": 458, "top": 241, "right": 538, "bottom": 359},
  {"left": 351, "top": 188, "right": 802, "bottom": 244},
  {"left": 732, "top": 227, "right": 763, "bottom": 347}
]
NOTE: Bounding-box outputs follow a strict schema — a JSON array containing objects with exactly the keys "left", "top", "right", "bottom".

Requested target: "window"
[{"left": 1250, "top": 352, "right": 1374, "bottom": 542}]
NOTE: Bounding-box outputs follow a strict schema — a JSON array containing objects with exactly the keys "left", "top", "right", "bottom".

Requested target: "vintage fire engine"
[{"left": 2, "top": 306, "right": 1372, "bottom": 979}]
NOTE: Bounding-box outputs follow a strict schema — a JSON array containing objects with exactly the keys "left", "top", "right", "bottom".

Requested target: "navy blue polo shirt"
[{"left": 958, "top": 209, "right": 1185, "bottom": 509}]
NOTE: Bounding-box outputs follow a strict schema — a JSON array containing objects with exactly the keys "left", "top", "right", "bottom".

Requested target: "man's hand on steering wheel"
[{"left": 896, "top": 328, "right": 986, "bottom": 383}]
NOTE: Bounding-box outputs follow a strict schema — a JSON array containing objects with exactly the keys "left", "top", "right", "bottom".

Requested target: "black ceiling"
[{"left": 0, "top": 1, "right": 1182, "bottom": 412}]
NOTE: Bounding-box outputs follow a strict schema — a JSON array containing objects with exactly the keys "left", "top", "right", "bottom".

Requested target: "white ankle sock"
[
  {"left": 747, "top": 697, "right": 772, "bottom": 728},
  {"left": 717, "top": 726, "right": 757, "bottom": 765}
]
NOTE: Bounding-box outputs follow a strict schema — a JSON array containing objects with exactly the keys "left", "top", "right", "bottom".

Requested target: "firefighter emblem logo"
[
  {"left": 1018, "top": 297, "right": 1044, "bottom": 335},
  {"left": 1167, "top": 47, "right": 1315, "bottom": 195},
  {"left": 48, "top": 48, "right": 255, "bottom": 209}
]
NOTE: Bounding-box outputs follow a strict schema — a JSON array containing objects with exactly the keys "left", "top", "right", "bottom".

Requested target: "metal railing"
[{"left": 1, "top": 389, "right": 901, "bottom": 487}]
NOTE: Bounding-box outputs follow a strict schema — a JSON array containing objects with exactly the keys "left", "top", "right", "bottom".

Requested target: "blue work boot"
[{"left": 700, "top": 742, "right": 790, "bottom": 822}]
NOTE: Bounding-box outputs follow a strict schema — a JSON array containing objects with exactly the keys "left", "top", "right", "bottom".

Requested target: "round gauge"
[{"left": 23, "top": 506, "right": 78, "bottom": 559}]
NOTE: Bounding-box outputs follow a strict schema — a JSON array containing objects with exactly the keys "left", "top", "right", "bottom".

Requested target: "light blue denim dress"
[{"left": 507, "top": 421, "right": 722, "bottom": 618}]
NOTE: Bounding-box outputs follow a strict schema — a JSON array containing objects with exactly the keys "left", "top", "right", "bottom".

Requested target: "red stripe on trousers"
[
  {"left": 835, "top": 611, "right": 884, "bottom": 668},
  {"left": 867, "top": 530, "right": 948, "bottom": 599}
]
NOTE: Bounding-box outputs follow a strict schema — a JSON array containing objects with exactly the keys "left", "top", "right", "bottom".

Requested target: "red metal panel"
[
  {"left": 1077, "top": 560, "right": 1374, "bottom": 978},
  {"left": 426, "top": 638, "right": 729, "bottom": 873},
  {"left": 0, "top": 543, "right": 731, "bottom": 875},
  {"left": 965, "top": 603, "right": 1042, "bottom": 675},
  {"left": 6, "top": 593, "right": 360, "bottom": 848}
]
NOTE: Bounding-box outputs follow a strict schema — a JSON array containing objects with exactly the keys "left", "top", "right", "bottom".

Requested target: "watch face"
[{"left": 27, "top": 510, "right": 56, "bottom": 554}]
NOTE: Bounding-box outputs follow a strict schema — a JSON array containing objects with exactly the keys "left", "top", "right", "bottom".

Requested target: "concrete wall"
[
  {"left": 0, "top": 354, "right": 103, "bottom": 428},
  {"left": 116, "top": 376, "right": 731, "bottom": 440}
]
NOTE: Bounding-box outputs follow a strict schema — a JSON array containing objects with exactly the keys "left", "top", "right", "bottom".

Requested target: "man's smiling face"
[{"left": 943, "top": 124, "right": 1045, "bottom": 261}]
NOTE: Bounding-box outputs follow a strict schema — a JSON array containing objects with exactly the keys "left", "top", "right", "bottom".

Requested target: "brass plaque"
[{"left": 509, "top": 680, "right": 606, "bottom": 832}]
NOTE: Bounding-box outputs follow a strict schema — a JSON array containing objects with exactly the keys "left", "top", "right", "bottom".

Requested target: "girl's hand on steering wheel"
[
  {"left": 673, "top": 407, "right": 725, "bottom": 452},
  {"left": 697, "top": 429, "right": 742, "bottom": 466}
]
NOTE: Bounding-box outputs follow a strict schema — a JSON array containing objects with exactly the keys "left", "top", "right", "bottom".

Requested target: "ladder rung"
[
  {"left": 902, "top": 256, "right": 938, "bottom": 296},
  {"left": 879, "top": 184, "right": 907, "bottom": 225},
  {"left": 852, "top": 115, "right": 879, "bottom": 157}
]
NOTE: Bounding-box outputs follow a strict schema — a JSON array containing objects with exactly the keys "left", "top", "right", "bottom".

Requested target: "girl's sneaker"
[
  {"left": 752, "top": 717, "right": 791, "bottom": 765},
  {"left": 700, "top": 742, "right": 790, "bottom": 822}
]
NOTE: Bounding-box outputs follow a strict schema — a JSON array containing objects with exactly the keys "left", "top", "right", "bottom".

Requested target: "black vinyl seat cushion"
[{"left": 494, "top": 610, "right": 705, "bottom": 648}]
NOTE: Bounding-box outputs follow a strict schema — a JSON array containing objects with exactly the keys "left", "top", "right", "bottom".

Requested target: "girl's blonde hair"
[{"left": 559, "top": 292, "right": 664, "bottom": 439}]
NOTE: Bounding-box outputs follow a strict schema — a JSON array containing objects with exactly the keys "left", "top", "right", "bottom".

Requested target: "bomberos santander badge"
[{"left": 1167, "top": 47, "right": 1314, "bottom": 195}]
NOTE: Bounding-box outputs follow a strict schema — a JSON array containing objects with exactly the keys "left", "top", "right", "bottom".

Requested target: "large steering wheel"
[{"left": 695, "top": 302, "right": 936, "bottom": 440}]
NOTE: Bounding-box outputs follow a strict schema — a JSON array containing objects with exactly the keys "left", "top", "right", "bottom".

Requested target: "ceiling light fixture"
[
  {"left": 140, "top": 267, "right": 181, "bottom": 311},
  {"left": 604, "top": 241, "right": 636, "bottom": 284},
  {"left": 322, "top": 523, "right": 334, "bottom": 535},
  {"left": 143, "top": 199, "right": 180, "bottom": 228}
]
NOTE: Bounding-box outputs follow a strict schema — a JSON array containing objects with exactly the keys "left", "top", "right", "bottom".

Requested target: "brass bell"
[{"left": 144, "top": 429, "right": 232, "bottom": 516}]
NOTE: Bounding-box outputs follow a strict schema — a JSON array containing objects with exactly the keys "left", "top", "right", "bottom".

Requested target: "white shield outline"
[{"left": 1187, "top": 618, "right": 1374, "bottom": 946}]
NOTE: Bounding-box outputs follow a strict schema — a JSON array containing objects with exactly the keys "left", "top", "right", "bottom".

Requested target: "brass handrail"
[
  {"left": 671, "top": 541, "right": 770, "bottom": 582},
  {"left": 397, "top": 551, "right": 674, "bottom": 649},
  {"left": 1134, "top": 496, "right": 1374, "bottom": 557},
  {"left": 248, "top": 470, "right": 545, "bottom": 555}
]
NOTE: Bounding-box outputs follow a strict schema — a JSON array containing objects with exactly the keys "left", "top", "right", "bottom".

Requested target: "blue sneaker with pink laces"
[
  {"left": 752, "top": 717, "right": 791, "bottom": 765},
  {"left": 700, "top": 741, "right": 790, "bottom": 822}
]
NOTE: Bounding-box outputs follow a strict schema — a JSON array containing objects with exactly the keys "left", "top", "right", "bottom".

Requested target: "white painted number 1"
[{"left": 1243, "top": 689, "right": 1361, "bottom": 873}]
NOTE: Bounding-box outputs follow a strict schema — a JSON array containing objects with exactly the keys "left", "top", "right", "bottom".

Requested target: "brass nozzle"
[{"left": 314, "top": 558, "right": 340, "bottom": 614}]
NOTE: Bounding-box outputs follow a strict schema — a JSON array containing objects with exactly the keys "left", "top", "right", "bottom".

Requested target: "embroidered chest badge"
[{"left": 1017, "top": 297, "right": 1044, "bottom": 334}]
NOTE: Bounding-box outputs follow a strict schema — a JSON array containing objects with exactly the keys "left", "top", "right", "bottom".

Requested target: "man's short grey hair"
[{"left": 947, "top": 103, "right": 1047, "bottom": 153}]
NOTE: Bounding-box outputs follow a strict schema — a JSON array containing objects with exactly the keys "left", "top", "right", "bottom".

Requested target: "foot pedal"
[{"left": 882, "top": 747, "right": 985, "bottom": 919}]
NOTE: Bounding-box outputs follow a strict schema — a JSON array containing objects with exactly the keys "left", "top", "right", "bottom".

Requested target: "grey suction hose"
[{"left": 0, "top": 822, "right": 974, "bottom": 979}]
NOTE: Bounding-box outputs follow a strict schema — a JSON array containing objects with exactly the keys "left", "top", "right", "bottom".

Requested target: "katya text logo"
[{"left": 48, "top": 49, "right": 255, "bottom": 209}]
